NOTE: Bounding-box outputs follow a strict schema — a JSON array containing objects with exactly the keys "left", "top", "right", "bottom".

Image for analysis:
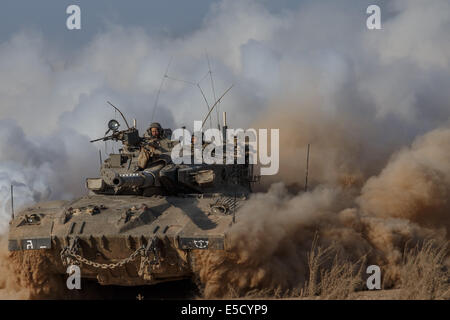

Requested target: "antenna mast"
[
  {"left": 10, "top": 185, "right": 14, "bottom": 220},
  {"left": 305, "top": 144, "right": 310, "bottom": 192}
]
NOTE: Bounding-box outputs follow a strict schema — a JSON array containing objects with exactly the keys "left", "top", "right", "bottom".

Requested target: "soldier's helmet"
[
  {"left": 149, "top": 122, "right": 162, "bottom": 130},
  {"left": 148, "top": 122, "right": 163, "bottom": 138}
]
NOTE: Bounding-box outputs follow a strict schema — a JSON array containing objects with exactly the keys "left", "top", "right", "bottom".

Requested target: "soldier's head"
[{"left": 148, "top": 122, "right": 162, "bottom": 138}]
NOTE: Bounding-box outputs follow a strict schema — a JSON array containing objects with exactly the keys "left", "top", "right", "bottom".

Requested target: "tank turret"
[{"left": 86, "top": 118, "right": 254, "bottom": 197}]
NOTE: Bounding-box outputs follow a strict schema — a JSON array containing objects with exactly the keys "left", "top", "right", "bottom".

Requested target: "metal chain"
[{"left": 62, "top": 245, "right": 146, "bottom": 270}]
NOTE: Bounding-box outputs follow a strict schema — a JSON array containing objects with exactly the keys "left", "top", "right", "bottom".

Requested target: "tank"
[{"left": 7, "top": 114, "right": 257, "bottom": 288}]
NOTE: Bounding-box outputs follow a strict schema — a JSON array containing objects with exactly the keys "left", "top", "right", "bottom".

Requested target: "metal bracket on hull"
[{"left": 138, "top": 237, "right": 162, "bottom": 280}]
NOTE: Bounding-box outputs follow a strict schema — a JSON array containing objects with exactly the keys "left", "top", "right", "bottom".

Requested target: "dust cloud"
[
  {"left": 193, "top": 124, "right": 449, "bottom": 298},
  {"left": 0, "top": 236, "right": 30, "bottom": 299},
  {"left": 0, "top": 234, "right": 69, "bottom": 299}
]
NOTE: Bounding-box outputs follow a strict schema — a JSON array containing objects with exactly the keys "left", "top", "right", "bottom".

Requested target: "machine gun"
[{"left": 90, "top": 119, "right": 141, "bottom": 147}]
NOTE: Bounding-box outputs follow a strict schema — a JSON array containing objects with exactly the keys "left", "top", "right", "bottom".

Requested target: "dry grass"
[
  {"left": 317, "top": 256, "right": 365, "bottom": 299},
  {"left": 197, "top": 237, "right": 449, "bottom": 300},
  {"left": 299, "top": 237, "right": 449, "bottom": 300},
  {"left": 395, "top": 239, "right": 449, "bottom": 300},
  {"left": 299, "top": 235, "right": 365, "bottom": 299}
]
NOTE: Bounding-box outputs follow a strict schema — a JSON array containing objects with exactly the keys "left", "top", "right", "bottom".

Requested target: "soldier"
[
  {"left": 138, "top": 122, "right": 175, "bottom": 169},
  {"left": 144, "top": 122, "right": 163, "bottom": 140}
]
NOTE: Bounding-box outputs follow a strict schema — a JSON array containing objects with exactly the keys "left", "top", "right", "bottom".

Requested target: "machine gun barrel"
[
  {"left": 90, "top": 132, "right": 119, "bottom": 143},
  {"left": 90, "top": 136, "right": 109, "bottom": 143}
]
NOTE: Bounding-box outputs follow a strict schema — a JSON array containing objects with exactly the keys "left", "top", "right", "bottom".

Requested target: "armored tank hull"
[
  {"left": 7, "top": 109, "right": 255, "bottom": 291},
  {"left": 7, "top": 193, "right": 238, "bottom": 286}
]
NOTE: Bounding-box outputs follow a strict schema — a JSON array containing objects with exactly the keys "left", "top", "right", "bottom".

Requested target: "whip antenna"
[
  {"left": 151, "top": 57, "right": 172, "bottom": 121},
  {"left": 206, "top": 51, "right": 220, "bottom": 129},
  {"left": 305, "top": 144, "right": 310, "bottom": 192},
  {"left": 165, "top": 69, "right": 215, "bottom": 128},
  {"left": 202, "top": 84, "right": 233, "bottom": 129},
  {"left": 197, "top": 83, "right": 212, "bottom": 128},
  {"left": 107, "top": 101, "right": 130, "bottom": 129}
]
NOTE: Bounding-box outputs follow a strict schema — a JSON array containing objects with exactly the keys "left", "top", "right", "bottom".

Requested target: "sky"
[{"left": 0, "top": 0, "right": 304, "bottom": 49}]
